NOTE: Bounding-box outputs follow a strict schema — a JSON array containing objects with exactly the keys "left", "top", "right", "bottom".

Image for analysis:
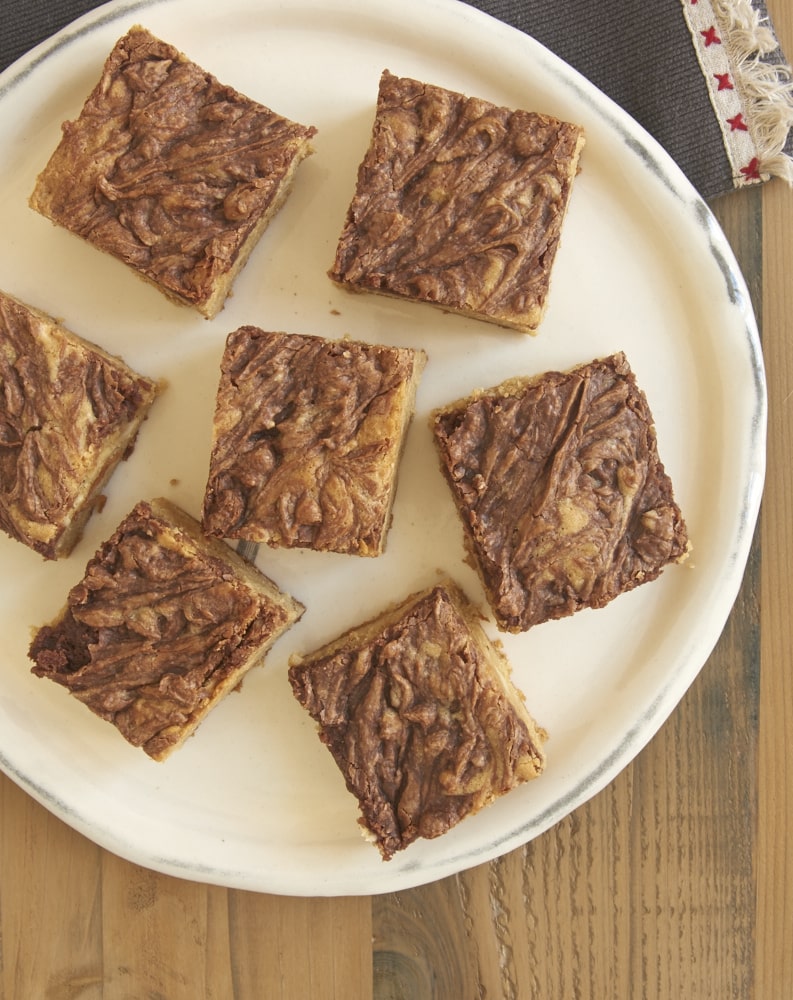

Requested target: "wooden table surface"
[{"left": 2, "top": 5, "right": 792, "bottom": 998}]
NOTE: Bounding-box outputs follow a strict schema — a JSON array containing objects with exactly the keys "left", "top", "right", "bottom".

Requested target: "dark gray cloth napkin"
[{"left": 1, "top": 0, "right": 791, "bottom": 200}]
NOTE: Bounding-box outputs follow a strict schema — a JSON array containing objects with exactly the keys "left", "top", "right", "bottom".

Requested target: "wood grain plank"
[
  {"left": 226, "top": 891, "right": 372, "bottom": 1000},
  {"left": 97, "top": 862, "right": 373, "bottom": 998},
  {"left": 0, "top": 776, "right": 104, "bottom": 999},
  {"left": 373, "top": 879, "right": 480, "bottom": 998},
  {"left": 753, "top": 12, "right": 793, "bottom": 998},
  {"left": 755, "top": 7, "right": 793, "bottom": 1000},
  {"left": 99, "top": 854, "right": 217, "bottom": 999},
  {"left": 757, "top": 115, "right": 793, "bottom": 1000}
]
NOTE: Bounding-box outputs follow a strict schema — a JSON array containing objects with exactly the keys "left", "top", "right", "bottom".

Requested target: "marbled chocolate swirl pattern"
[
  {"left": 29, "top": 500, "right": 291, "bottom": 760},
  {"left": 30, "top": 27, "right": 316, "bottom": 312},
  {"left": 289, "top": 583, "right": 546, "bottom": 860},
  {"left": 0, "top": 293, "right": 157, "bottom": 558},
  {"left": 330, "top": 70, "right": 584, "bottom": 331},
  {"left": 432, "top": 353, "right": 690, "bottom": 632},
  {"left": 202, "top": 327, "right": 423, "bottom": 556}
]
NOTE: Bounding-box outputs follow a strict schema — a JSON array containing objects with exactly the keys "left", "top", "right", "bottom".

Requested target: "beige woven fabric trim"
[{"left": 681, "top": 0, "right": 793, "bottom": 187}]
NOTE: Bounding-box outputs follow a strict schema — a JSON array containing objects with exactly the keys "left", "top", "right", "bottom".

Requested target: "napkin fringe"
[
  {"left": 683, "top": 0, "right": 793, "bottom": 188},
  {"left": 716, "top": 0, "right": 793, "bottom": 183}
]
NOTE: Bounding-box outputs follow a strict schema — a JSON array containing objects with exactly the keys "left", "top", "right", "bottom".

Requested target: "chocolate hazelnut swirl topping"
[
  {"left": 0, "top": 291, "right": 158, "bottom": 559},
  {"left": 329, "top": 70, "right": 584, "bottom": 332},
  {"left": 29, "top": 499, "right": 295, "bottom": 759},
  {"left": 202, "top": 327, "right": 424, "bottom": 556},
  {"left": 432, "top": 353, "right": 690, "bottom": 632},
  {"left": 30, "top": 26, "right": 316, "bottom": 316},
  {"left": 289, "top": 583, "right": 546, "bottom": 860}
]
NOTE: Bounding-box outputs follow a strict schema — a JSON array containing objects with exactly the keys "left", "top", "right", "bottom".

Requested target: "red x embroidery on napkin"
[
  {"left": 701, "top": 26, "right": 721, "bottom": 46},
  {"left": 727, "top": 113, "right": 749, "bottom": 131},
  {"left": 715, "top": 73, "right": 734, "bottom": 90},
  {"left": 740, "top": 158, "right": 761, "bottom": 180}
]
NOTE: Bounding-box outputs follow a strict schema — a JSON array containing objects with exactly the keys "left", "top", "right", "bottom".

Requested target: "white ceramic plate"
[{"left": 0, "top": 0, "right": 764, "bottom": 896}]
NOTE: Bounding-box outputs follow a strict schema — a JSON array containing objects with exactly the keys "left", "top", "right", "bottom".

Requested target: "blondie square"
[
  {"left": 288, "top": 580, "right": 547, "bottom": 860},
  {"left": 201, "top": 327, "right": 425, "bottom": 556},
  {"left": 0, "top": 290, "right": 159, "bottom": 559},
  {"left": 29, "top": 497, "right": 304, "bottom": 760},
  {"left": 329, "top": 70, "right": 584, "bottom": 333},
  {"left": 30, "top": 26, "right": 317, "bottom": 319},
  {"left": 431, "top": 353, "right": 690, "bottom": 632}
]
